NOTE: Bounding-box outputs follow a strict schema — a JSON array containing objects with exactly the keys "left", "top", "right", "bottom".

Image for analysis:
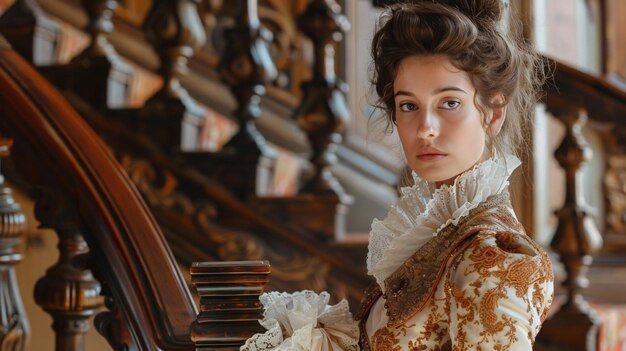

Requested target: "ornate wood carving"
[
  {"left": 537, "top": 109, "right": 603, "bottom": 351},
  {"left": 199, "top": 0, "right": 309, "bottom": 96},
  {"left": 136, "top": 0, "right": 207, "bottom": 151},
  {"left": 0, "top": 0, "right": 60, "bottom": 66},
  {"left": 605, "top": 153, "right": 626, "bottom": 235},
  {"left": 597, "top": 124, "right": 626, "bottom": 244},
  {"left": 0, "top": 138, "right": 29, "bottom": 351},
  {"left": 190, "top": 261, "right": 270, "bottom": 349},
  {"left": 62, "top": 0, "right": 132, "bottom": 109},
  {"left": 32, "top": 191, "right": 103, "bottom": 351},
  {"left": 119, "top": 153, "right": 335, "bottom": 294}
]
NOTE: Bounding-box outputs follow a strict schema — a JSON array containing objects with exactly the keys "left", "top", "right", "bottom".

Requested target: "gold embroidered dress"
[
  {"left": 359, "top": 153, "right": 554, "bottom": 350},
  {"left": 241, "top": 153, "right": 553, "bottom": 351}
]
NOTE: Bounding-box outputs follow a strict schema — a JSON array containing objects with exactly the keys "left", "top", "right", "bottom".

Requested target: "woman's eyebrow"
[
  {"left": 394, "top": 90, "right": 414, "bottom": 98},
  {"left": 434, "top": 86, "right": 468, "bottom": 94},
  {"left": 394, "top": 87, "right": 469, "bottom": 98}
]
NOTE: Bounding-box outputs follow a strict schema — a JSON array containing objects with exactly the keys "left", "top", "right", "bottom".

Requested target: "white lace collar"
[{"left": 366, "top": 153, "right": 521, "bottom": 290}]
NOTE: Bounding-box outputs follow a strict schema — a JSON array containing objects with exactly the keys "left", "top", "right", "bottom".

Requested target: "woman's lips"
[
  {"left": 417, "top": 153, "right": 447, "bottom": 161},
  {"left": 417, "top": 146, "right": 447, "bottom": 161}
]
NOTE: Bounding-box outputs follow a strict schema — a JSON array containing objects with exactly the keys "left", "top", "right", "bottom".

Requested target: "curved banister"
[
  {"left": 544, "top": 56, "right": 626, "bottom": 122},
  {"left": 0, "top": 35, "right": 196, "bottom": 350}
]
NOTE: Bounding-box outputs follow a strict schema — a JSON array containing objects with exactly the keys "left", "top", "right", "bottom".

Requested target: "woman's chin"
[{"left": 413, "top": 171, "right": 457, "bottom": 186}]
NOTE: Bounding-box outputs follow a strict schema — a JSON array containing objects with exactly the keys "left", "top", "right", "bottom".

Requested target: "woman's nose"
[{"left": 416, "top": 111, "right": 439, "bottom": 139}]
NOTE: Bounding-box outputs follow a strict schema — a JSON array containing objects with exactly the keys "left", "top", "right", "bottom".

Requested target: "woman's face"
[{"left": 393, "top": 55, "right": 497, "bottom": 187}]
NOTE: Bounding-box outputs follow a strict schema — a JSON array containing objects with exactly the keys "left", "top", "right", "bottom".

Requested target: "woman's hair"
[{"left": 371, "top": 0, "right": 545, "bottom": 157}]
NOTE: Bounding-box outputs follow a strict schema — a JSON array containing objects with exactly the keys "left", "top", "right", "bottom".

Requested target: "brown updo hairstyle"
[{"left": 371, "top": 0, "right": 545, "bottom": 157}]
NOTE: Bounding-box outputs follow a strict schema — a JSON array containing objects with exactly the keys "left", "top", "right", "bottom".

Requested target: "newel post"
[{"left": 190, "top": 260, "right": 270, "bottom": 350}]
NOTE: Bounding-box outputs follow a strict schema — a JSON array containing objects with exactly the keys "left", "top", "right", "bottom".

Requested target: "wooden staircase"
[{"left": 2, "top": 0, "right": 626, "bottom": 350}]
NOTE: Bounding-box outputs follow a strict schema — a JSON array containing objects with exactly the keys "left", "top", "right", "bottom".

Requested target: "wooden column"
[
  {"left": 33, "top": 194, "right": 103, "bottom": 351},
  {"left": 537, "top": 109, "right": 603, "bottom": 351},
  {"left": 190, "top": 261, "right": 270, "bottom": 350},
  {"left": 0, "top": 138, "right": 29, "bottom": 350},
  {"left": 124, "top": 0, "right": 207, "bottom": 151},
  {"left": 0, "top": 0, "right": 59, "bottom": 66},
  {"left": 61, "top": 0, "right": 132, "bottom": 109}
]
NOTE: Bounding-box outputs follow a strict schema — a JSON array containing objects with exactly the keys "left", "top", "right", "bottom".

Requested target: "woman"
[{"left": 242, "top": 1, "right": 554, "bottom": 350}]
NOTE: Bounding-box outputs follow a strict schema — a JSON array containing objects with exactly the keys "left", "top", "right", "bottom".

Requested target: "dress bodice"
[{"left": 357, "top": 191, "right": 554, "bottom": 350}]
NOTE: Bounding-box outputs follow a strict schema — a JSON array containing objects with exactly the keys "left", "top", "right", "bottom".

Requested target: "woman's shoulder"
[
  {"left": 445, "top": 231, "right": 555, "bottom": 346},
  {"left": 448, "top": 230, "right": 554, "bottom": 296}
]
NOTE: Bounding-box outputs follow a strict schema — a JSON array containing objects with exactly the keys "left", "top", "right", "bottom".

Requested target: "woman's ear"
[{"left": 487, "top": 94, "right": 507, "bottom": 137}]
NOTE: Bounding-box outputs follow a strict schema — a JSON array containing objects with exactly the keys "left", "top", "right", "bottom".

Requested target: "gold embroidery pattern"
[
  {"left": 446, "top": 232, "right": 554, "bottom": 349},
  {"left": 383, "top": 192, "right": 523, "bottom": 326},
  {"left": 357, "top": 282, "right": 381, "bottom": 351},
  {"left": 407, "top": 296, "right": 449, "bottom": 350},
  {"left": 371, "top": 327, "right": 402, "bottom": 351}
]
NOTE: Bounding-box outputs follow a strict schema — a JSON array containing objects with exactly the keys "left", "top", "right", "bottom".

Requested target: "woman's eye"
[
  {"left": 399, "top": 103, "right": 417, "bottom": 112},
  {"left": 442, "top": 100, "right": 460, "bottom": 109}
]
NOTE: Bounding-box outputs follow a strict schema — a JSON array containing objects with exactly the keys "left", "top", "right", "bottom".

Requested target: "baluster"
[
  {"left": 296, "top": 0, "right": 351, "bottom": 197},
  {"left": 0, "top": 138, "right": 29, "bottom": 350},
  {"left": 190, "top": 260, "right": 270, "bottom": 350},
  {"left": 249, "top": 0, "right": 353, "bottom": 239},
  {"left": 0, "top": 0, "right": 60, "bottom": 65},
  {"left": 62, "top": 0, "right": 132, "bottom": 109},
  {"left": 262, "top": 0, "right": 352, "bottom": 240},
  {"left": 212, "top": 0, "right": 277, "bottom": 195},
  {"left": 32, "top": 192, "right": 103, "bottom": 351},
  {"left": 537, "top": 109, "right": 603, "bottom": 351},
  {"left": 135, "top": 0, "right": 207, "bottom": 151},
  {"left": 93, "top": 277, "right": 134, "bottom": 350}
]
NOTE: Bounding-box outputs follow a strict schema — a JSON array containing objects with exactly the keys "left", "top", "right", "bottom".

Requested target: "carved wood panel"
[
  {"left": 601, "top": 124, "right": 626, "bottom": 240},
  {"left": 118, "top": 153, "right": 342, "bottom": 296}
]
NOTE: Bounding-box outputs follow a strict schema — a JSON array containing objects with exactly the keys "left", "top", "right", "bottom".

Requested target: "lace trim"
[
  {"left": 366, "top": 153, "right": 521, "bottom": 290},
  {"left": 240, "top": 290, "right": 359, "bottom": 351}
]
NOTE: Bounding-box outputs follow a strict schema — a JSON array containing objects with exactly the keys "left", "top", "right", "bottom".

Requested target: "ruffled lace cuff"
[{"left": 241, "top": 290, "right": 360, "bottom": 351}]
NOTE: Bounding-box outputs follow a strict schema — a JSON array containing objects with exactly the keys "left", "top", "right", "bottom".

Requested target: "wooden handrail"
[
  {"left": 0, "top": 35, "right": 197, "bottom": 350},
  {"left": 544, "top": 56, "right": 626, "bottom": 123}
]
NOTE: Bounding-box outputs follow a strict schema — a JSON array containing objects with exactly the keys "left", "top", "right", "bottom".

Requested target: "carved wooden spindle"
[
  {"left": 133, "top": 0, "right": 207, "bottom": 151},
  {"left": 218, "top": 0, "right": 277, "bottom": 163},
  {"left": 246, "top": 0, "right": 354, "bottom": 240},
  {"left": 0, "top": 138, "right": 29, "bottom": 350},
  {"left": 79, "top": 0, "right": 118, "bottom": 58},
  {"left": 538, "top": 109, "right": 603, "bottom": 351},
  {"left": 65, "top": 0, "right": 132, "bottom": 109},
  {"left": 33, "top": 193, "right": 103, "bottom": 351},
  {"left": 295, "top": 0, "right": 351, "bottom": 198},
  {"left": 93, "top": 279, "right": 134, "bottom": 350},
  {"left": 0, "top": 0, "right": 60, "bottom": 65},
  {"left": 143, "top": 0, "right": 205, "bottom": 105},
  {"left": 190, "top": 260, "right": 270, "bottom": 350}
]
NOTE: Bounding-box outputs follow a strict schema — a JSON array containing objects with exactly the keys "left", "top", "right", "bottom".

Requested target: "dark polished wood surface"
[{"left": 0, "top": 37, "right": 197, "bottom": 350}]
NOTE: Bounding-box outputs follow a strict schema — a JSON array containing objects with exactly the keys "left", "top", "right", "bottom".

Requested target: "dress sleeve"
[{"left": 446, "top": 231, "right": 554, "bottom": 350}]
